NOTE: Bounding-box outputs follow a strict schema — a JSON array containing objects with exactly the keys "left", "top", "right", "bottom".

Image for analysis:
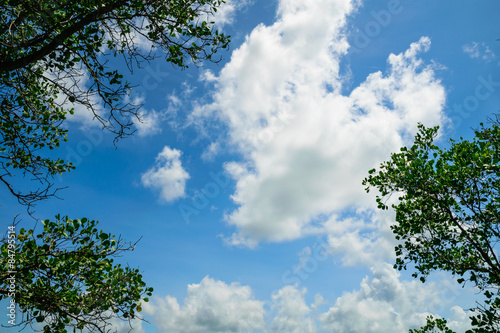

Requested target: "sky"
[{"left": 2, "top": 0, "right": 500, "bottom": 332}]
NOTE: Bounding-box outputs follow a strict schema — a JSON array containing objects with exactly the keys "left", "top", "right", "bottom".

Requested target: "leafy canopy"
[
  {"left": 363, "top": 120, "right": 500, "bottom": 332},
  {"left": 1, "top": 215, "right": 153, "bottom": 333},
  {"left": 0, "top": 0, "right": 230, "bottom": 207},
  {"left": 409, "top": 316, "right": 455, "bottom": 333},
  {"left": 0, "top": 1, "right": 231, "bottom": 331}
]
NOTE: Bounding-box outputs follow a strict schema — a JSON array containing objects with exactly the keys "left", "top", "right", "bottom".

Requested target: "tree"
[
  {"left": 409, "top": 316, "right": 455, "bottom": 333},
  {"left": 1, "top": 1, "right": 231, "bottom": 331},
  {"left": 363, "top": 119, "right": 500, "bottom": 332},
  {"left": 1, "top": 215, "right": 153, "bottom": 332},
  {"left": 0, "top": 0, "right": 230, "bottom": 207}
]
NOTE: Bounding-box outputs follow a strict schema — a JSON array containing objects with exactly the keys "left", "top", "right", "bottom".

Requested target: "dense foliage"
[
  {"left": 363, "top": 120, "right": 500, "bottom": 332},
  {"left": 409, "top": 316, "right": 455, "bottom": 333},
  {"left": 0, "top": 216, "right": 153, "bottom": 332},
  {"left": 0, "top": 1, "right": 232, "bottom": 331}
]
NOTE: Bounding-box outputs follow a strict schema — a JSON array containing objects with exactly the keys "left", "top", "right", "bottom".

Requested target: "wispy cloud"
[
  {"left": 462, "top": 42, "right": 495, "bottom": 62},
  {"left": 268, "top": 286, "right": 316, "bottom": 333},
  {"left": 133, "top": 109, "right": 163, "bottom": 137},
  {"left": 212, "top": 0, "right": 254, "bottom": 28}
]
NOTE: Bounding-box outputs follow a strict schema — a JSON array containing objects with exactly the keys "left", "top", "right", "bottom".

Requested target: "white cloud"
[
  {"left": 323, "top": 209, "right": 397, "bottom": 267},
  {"left": 143, "top": 276, "right": 265, "bottom": 333},
  {"left": 211, "top": 0, "right": 253, "bottom": 28},
  {"left": 193, "top": 0, "right": 254, "bottom": 33},
  {"left": 192, "top": 0, "right": 446, "bottom": 247},
  {"left": 462, "top": 42, "right": 495, "bottom": 62},
  {"left": 447, "top": 306, "right": 473, "bottom": 332},
  {"left": 141, "top": 146, "right": 190, "bottom": 202},
  {"left": 319, "top": 264, "right": 471, "bottom": 333},
  {"left": 268, "top": 286, "right": 316, "bottom": 333},
  {"left": 133, "top": 109, "right": 163, "bottom": 137},
  {"left": 128, "top": 20, "right": 156, "bottom": 52},
  {"left": 127, "top": 95, "right": 163, "bottom": 137},
  {"left": 201, "top": 141, "right": 222, "bottom": 161},
  {"left": 145, "top": 272, "right": 473, "bottom": 333}
]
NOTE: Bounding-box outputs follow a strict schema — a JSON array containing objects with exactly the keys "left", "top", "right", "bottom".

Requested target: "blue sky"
[{"left": 2, "top": 0, "right": 500, "bottom": 332}]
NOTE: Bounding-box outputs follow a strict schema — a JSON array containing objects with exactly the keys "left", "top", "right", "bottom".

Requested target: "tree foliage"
[
  {"left": 363, "top": 119, "right": 500, "bottom": 332},
  {"left": 0, "top": 1, "right": 231, "bottom": 331},
  {"left": 1, "top": 215, "right": 153, "bottom": 332},
  {"left": 0, "top": 0, "right": 230, "bottom": 207},
  {"left": 409, "top": 316, "right": 455, "bottom": 333}
]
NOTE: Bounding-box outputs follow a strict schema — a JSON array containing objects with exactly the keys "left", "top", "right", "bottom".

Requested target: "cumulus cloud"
[
  {"left": 462, "top": 42, "right": 495, "bottom": 62},
  {"left": 268, "top": 286, "right": 316, "bottom": 333},
  {"left": 319, "top": 264, "right": 470, "bottom": 332},
  {"left": 144, "top": 272, "right": 472, "bottom": 333},
  {"left": 143, "top": 276, "right": 265, "bottom": 332},
  {"left": 447, "top": 306, "right": 473, "bottom": 332},
  {"left": 323, "top": 209, "right": 397, "bottom": 267},
  {"left": 192, "top": 0, "right": 446, "bottom": 247},
  {"left": 141, "top": 146, "right": 190, "bottom": 202}
]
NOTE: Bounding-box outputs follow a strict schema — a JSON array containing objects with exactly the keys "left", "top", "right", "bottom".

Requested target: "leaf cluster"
[
  {"left": 0, "top": 216, "right": 153, "bottom": 332},
  {"left": 363, "top": 121, "right": 500, "bottom": 331},
  {"left": 409, "top": 316, "right": 455, "bottom": 333}
]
